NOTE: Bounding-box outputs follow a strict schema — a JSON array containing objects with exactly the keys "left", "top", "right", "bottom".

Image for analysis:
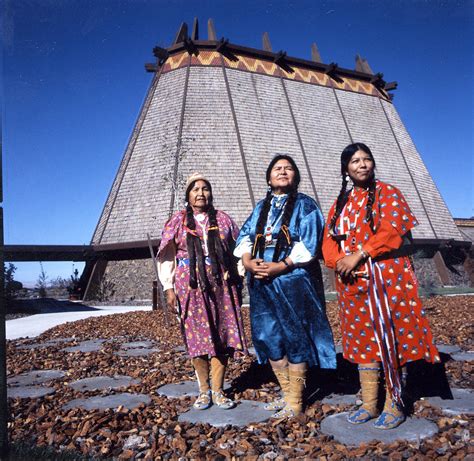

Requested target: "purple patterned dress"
[{"left": 158, "top": 210, "right": 247, "bottom": 358}]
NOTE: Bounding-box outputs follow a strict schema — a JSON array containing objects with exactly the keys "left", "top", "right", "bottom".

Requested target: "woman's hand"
[
  {"left": 335, "top": 251, "right": 365, "bottom": 277},
  {"left": 242, "top": 253, "right": 268, "bottom": 275},
  {"left": 254, "top": 261, "right": 287, "bottom": 280},
  {"left": 165, "top": 289, "right": 177, "bottom": 310}
]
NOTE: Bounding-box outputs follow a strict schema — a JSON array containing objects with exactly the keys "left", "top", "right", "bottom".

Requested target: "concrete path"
[{"left": 6, "top": 305, "right": 152, "bottom": 340}]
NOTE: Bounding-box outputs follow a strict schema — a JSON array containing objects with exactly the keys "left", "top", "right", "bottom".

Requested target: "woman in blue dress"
[{"left": 234, "top": 154, "right": 336, "bottom": 418}]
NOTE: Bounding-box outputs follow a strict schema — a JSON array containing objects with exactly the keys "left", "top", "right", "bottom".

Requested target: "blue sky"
[{"left": 2, "top": 0, "right": 473, "bottom": 286}]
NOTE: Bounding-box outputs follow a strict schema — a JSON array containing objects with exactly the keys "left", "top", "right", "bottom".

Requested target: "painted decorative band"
[{"left": 161, "top": 51, "right": 389, "bottom": 101}]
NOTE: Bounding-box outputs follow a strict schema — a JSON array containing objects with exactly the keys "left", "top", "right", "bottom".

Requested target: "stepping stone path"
[
  {"left": 322, "top": 393, "right": 358, "bottom": 406},
  {"left": 436, "top": 344, "right": 461, "bottom": 354},
  {"left": 62, "top": 339, "right": 106, "bottom": 353},
  {"left": 159, "top": 380, "right": 270, "bottom": 427},
  {"left": 63, "top": 393, "right": 151, "bottom": 411},
  {"left": 450, "top": 351, "right": 474, "bottom": 362},
  {"left": 425, "top": 388, "right": 474, "bottom": 415},
  {"left": 69, "top": 375, "right": 140, "bottom": 391},
  {"left": 7, "top": 370, "right": 65, "bottom": 386},
  {"left": 157, "top": 380, "right": 230, "bottom": 398},
  {"left": 115, "top": 339, "right": 160, "bottom": 357},
  {"left": 434, "top": 344, "right": 473, "bottom": 362},
  {"left": 321, "top": 412, "right": 438, "bottom": 445},
  {"left": 178, "top": 400, "right": 270, "bottom": 427},
  {"left": 8, "top": 386, "right": 56, "bottom": 399},
  {"left": 16, "top": 338, "right": 75, "bottom": 350},
  {"left": 115, "top": 348, "right": 160, "bottom": 357},
  {"left": 120, "top": 341, "right": 154, "bottom": 348},
  {"left": 7, "top": 369, "right": 66, "bottom": 400}
]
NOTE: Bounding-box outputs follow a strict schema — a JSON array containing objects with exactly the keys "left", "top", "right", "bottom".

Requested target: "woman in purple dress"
[{"left": 158, "top": 173, "right": 247, "bottom": 410}]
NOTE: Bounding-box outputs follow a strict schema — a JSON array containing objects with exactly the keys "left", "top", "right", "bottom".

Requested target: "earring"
[{"left": 267, "top": 185, "right": 272, "bottom": 192}]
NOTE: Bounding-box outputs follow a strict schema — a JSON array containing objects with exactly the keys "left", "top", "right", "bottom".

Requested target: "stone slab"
[
  {"left": 8, "top": 386, "right": 55, "bottom": 399},
  {"left": 425, "top": 388, "right": 474, "bottom": 415},
  {"left": 69, "top": 375, "right": 140, "bottom": 391},
  {"left": 173, "top": 345, "right": 186, "bottom": 352},
  {"left": 322, "top": 394, "right": 358, "bottom": 406},
  {"left": 436, "top": 344, "right": 461, "bottom": 354},
  {"left": 450, "top": 352, "right": 474, "bottom": 362},
  {"left": 16, "top": 338, "right": 76, "bottom": 350},
  {"left": 62, "top": 339, "right": 106, "bottom": 353},
  {"left": 178, "top": 399, "right": 270, "bottom": 427},
  {"left": 320, "top": 412, "right": 438, "bottom": 445},
  {"left": 120, "top": 341, "right": 155, "bottom": 349},
  {"left": 63, "top": 393, "right": 151, "bottom": 411},
  {"left": 7, "top": 370, "right": 65, "bottom": 386},
  {"left": 157, "top": 380, "right": 230, "bottom": 398},
  {"left": 114, "top": 348, "right": 160, "bottom": 357}
]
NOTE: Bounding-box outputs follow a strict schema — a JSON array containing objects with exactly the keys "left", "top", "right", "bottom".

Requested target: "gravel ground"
[{"left": 6, "top": 295, "right": 474, "bottom": 460}]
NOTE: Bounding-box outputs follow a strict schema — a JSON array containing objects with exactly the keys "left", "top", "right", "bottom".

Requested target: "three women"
[
  {"left": 322, "top": 143, "right": 440, "bottom": 429},
  {"left": 158, "top": 146, "right": 440, "bottom": 427}
]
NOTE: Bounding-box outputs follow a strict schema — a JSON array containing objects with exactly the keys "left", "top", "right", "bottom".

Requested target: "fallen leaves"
[{"left": 6, "top": 296, "right": 474, "bottom": 459}]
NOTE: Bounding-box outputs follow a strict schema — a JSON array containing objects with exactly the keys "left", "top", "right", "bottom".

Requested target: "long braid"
[
  {"left": 207, "top": 205, "right": 225, "bottom": 284},
  {"left": 185, "top": 205, "right": 198, "bottom": 289},
  {"left": 252, "top": 189, "right": 273, "bottom": 259},
  {"left": 365, "top": 175, "right": 377, "bottom": 233},
  {"left": 185, "top": 204, "right": 209, "bottom": 290},
  {"left": 329, "top": 175, "right": 349, "bottom": 233},
  {"left": 273, "top": 190, "right": 298, "bottom": 261}
]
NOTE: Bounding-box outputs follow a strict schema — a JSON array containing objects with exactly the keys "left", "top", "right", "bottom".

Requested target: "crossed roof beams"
[{"left": 145, "top": 18, "right": 397, "bottom": 94}]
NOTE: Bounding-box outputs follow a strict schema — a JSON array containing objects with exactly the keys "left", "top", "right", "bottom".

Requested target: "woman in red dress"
[{"left": 322, "top": 143, "right": 440, "bottom": 429}]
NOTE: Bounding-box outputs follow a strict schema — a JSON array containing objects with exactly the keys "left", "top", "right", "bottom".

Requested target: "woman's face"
[
  {"left": 347, "top": 149, "right": 374, "bottom": 186},
  {"left": 269, "top": 159, "right": 296, "bottom": 194},
  {"left": 188, "top": 180, "right": 212, "bottom": 212}
]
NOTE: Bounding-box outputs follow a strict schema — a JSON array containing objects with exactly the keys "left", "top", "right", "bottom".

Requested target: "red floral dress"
[{"left": 322, "top": 180, "right": 440, "bottom": 371}]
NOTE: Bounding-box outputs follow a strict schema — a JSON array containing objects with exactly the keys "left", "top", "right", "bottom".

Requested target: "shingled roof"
[{"left": 92, "top": 20, "right": 466, "bottom": 247}]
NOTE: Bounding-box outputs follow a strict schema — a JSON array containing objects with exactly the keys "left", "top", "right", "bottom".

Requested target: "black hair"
[
  {"left": 329, "top": 143, "right": 377, "bottom": 233},
  {"left": 252, "top": 154, "right": 300, "bottom": 262},
  {"left": 185, "top": 179, "right": 231, "bottom": 289}
]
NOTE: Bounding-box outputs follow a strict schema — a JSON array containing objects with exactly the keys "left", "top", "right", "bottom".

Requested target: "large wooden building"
[{"left": 85, "top": 20, "right": 470, "bottom": 300}]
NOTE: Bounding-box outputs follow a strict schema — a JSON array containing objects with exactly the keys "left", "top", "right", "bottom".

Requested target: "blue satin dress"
[{"left": 236, "top": 193, "right": 336, "bottom": 369}]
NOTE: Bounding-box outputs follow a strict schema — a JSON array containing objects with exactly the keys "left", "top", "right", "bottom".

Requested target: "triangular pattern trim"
[{"left": 160, "top": 51, "right": 388, "bottom": 100}]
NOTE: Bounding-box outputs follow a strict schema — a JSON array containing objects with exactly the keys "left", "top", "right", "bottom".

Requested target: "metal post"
[
  {"left": 152, "top": 280, "right": 158, "bottom": 311},
  {"left": 0, "top": 124, "right": 8, "bottom": 456},
  {"left": 147, "top": 234, "right": 169, "bottom": 325}
]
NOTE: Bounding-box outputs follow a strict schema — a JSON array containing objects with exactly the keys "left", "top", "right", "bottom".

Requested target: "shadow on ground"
[
  {"left": 230, "top": 352, "right": 454, "bottom": 415},
  {"left": 7, "top": 298, "right": 98, "bottom": 315}
]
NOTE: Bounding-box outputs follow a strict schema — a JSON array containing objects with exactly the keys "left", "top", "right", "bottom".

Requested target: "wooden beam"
[
  {"left": 173, "top": 22, "right": 188, "bottom": 44},
  {"left": 311, "top": 43, "right": 322, "bottom": 63},
  {"left": 191, "top": 17, "right": 199, "bottom": 40},
  {"left": 262, "top": 32, "right": 272, "bottom": 51},
  {"left": 144, "top": 63, "right": 158, "bottom": 73},
  {"left": 384, "top": 81, "right": 398, "bottom": 91},
  {"left": 207, "top": 18, "right": 217, "bottom": 40},
  {"left": 433, "top": 251, "right": 451, "bottom": 285},
  {"left": 355, "top": 54, "right": 373, "bottom": 75}
]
